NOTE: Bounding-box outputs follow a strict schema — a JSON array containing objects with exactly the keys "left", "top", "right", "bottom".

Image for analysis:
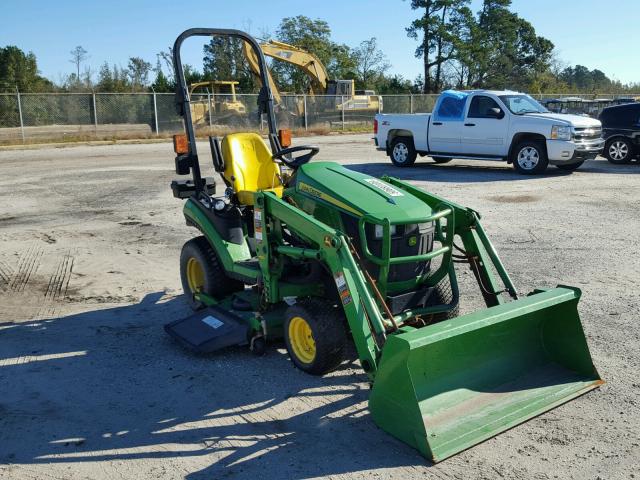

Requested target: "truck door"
[
  {"left": 461, "top": 95, "right": 509, "bottom": 156},
  {"left": 428, "top": 92, "right": 469, "bottom": 154}
]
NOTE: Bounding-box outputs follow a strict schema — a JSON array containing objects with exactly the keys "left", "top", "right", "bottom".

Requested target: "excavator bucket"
[{"left": 369, "top": 287, "right": 602, "bottom": 463}]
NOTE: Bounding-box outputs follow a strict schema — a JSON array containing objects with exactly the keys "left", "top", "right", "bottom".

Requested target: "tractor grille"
[{"left": 340, "top": 213, "right": 434, "bottom": 284}]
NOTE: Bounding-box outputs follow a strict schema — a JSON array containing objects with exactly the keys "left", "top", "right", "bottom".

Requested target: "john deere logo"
[
  {"left": 299, "top": 182, "right": 323, "bottom": 198},
  {"left": 408, "top": 236, "right": 417, "bottom": 247}
]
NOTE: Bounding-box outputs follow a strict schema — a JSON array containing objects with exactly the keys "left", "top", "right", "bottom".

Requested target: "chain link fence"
[{"left": 1, "top": 91, "right": 638, "bottom": 144}]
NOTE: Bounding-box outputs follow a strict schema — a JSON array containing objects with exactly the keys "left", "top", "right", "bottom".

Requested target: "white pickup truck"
[{"left": 374, "top": 90, "right": 604, "bottom": 174}]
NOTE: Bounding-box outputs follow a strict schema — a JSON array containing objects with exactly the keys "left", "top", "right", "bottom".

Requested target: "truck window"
[
  {"left": 434, "top": 93, "right": 468, "bottom": 121},
  {"left": 499, "top": 95, "right": 548, "bottom": 115},
  {"left": 468, "top": 96, "right": 501, "bottom": 118}
]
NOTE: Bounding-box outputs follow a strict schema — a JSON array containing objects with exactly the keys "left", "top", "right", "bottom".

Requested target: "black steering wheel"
[{"left": 272, "top": 145, "right": 319, "bottom": 168}]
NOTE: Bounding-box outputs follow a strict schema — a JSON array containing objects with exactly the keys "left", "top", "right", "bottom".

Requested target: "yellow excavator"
[
  {"left": 189, "top": 80, "right": 247, "bottom": 126},
  {"left": 242, "top": 39, "right": 381, "bottom": 114}
]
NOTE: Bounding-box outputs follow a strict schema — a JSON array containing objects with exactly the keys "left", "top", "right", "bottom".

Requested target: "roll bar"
[{"left": 172, "top": 28, "right": 280, "bottom": 194}]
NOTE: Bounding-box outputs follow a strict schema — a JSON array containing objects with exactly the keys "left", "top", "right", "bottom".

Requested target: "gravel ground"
[{"left": 0, "top": 134, "right": 638, "bottom": 479}]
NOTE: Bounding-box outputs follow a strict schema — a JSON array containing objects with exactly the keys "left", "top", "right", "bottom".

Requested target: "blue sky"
[{"left": 1, "top": 0, "right": 638, "bottom": 85}]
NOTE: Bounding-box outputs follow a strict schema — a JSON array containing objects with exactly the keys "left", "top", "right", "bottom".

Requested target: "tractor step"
[{"left": 164, "top": 306, "right": 250, "bottom": 353}]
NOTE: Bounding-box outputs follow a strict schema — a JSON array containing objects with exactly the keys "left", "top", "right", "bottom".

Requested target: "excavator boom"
[
  {"left": 243, "top": 38, "right": 378, "bottom": 114},
  {"left": 258, "top": 40, "right": 329, "bottom": 94},
  {"left": 243, "top": 39, "right": 330, "bottom": 97},
  {"left": 242, "top": 40, "right": 283, "bottom": 104}
]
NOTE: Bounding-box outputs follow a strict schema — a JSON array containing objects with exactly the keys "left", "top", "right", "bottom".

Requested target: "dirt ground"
[{"left": 0, "top": 134, "right": 638, "bottom": 479}]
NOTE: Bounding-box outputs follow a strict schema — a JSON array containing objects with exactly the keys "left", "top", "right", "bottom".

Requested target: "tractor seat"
[{"left": 220, "top": 133, "right": 283, "bottom": 205}]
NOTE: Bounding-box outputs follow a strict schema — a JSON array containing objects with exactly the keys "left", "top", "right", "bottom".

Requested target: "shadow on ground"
[
  {"left": 348, "top": 158, "right": 639, "bottom": 183},
  {"left": 0, "top": 293, "right": 426, "bottom": 478}
]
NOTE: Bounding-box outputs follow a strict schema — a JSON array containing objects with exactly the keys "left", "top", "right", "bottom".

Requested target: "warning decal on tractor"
[
  {"left": 364, "top": 179, "right": 404, "bottom": 197},
  {"left": 254, "top": 209, "right": 263, "bottom": 241},
  {"left": 202, "top": 316, "right": 224, "bottom": 329},
  {"left": 334, "top": 272, "right": 352, "bottom": 306}
]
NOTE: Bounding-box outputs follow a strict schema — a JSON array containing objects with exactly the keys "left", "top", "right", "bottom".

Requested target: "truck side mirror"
[{"left": 489, "top": 107, "right": 505, "bottom": 119}]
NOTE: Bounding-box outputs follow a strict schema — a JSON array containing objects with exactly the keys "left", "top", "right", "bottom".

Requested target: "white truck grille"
[{"left": 573, "top": 126, "right": 602, "bottom": 141}]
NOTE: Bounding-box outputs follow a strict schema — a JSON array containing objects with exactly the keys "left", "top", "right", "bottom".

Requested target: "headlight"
[
  {"left": 374, "top": 224, "right": 396, "bottom": 239},
  {"left": 551, "top": 125, "right": 571, "bottom": 140}
]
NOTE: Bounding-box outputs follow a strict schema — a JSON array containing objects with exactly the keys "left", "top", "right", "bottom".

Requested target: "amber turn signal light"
[
  {"left": 173, "top": 134, "right": 189, "bottom": 154},
  {"left": 278, "top": 128, "right": 292, "bottom": 148}
]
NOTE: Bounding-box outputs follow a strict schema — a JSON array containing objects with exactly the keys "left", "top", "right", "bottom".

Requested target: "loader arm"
[
  {"left": 255, "top": 191, "right": 387, "bottom": 378},
  {"left": 254, "top": 185, "right": 522, "bottom": 381},
  {"left": 254, "top": 176, "right": 526, "bottom": 381}
]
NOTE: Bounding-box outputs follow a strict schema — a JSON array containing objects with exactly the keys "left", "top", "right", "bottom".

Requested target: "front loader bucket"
[{"left": 369, "top": 287, "right": 602, "bottom": 463}]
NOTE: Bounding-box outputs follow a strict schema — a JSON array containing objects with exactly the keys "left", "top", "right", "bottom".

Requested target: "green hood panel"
[{"left": 294, "top": 162, "right": 431, "bottom": 221}]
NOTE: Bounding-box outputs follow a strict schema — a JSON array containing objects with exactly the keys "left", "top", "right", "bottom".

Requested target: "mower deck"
[{"left": 164, "top": 306, "right": 250, "bottom": 353}]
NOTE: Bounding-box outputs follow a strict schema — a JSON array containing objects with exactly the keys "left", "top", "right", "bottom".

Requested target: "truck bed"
[{"left": 375, "top": 113, "right": 431, "bottom": 152}]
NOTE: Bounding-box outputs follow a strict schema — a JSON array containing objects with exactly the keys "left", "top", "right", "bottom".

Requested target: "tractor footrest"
[
  {"left": 170, "top": 178, "right": 215, "bottom": 199},
  {"left": 164, "top": 306, "right": 249, "bottom": 353},
  {"left": 387, "top": 286, "right": 434, "bottom": 315}
]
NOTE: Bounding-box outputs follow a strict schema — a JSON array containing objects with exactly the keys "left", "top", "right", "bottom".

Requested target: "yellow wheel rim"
[
  {"left": 288, "top": 316, "right": 316, "bottom": 364},
  {"left": 186, "top": 257, "right": 205, "bottom": 293}
]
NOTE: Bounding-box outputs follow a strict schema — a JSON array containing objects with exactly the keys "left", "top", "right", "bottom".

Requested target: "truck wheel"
[
  {"left": 605, "top": 138, "right": 632, "bottom": 164},
  {"left": 556, "top": 160, "right": 584, "bottom": 172},
  {"left": 180, "top": 236, "right": 243, "bottom": 310},
  {"left": 390, "top": 136, "right": 417, "bottom": 167},
  {"left": 432, "top": 156, "right": 452, "bottom": 164},
  {"left": 512, "top": 141, "right": 548, "bottom": 175},
  {"left": 284, "top": 298, "right": 348, "bottom": 375}
]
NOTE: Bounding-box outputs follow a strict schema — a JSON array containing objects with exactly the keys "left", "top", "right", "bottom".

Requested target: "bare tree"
[
  {"left": 549, "top": 51, "right": 569, "bottom": 78},
  {"left": 69, "top": 46, "right": 89, "bottom": 79},
  {"left": 353, "top": 37, "right": 390, "bottom": 89},
  {"left": 81, "top": 65, "right": 94, "bottom": 89},
  {"left": 127, "top": 57, "right": 152, "bottom": 91},
  {"left": 157, "top": 48, "right": 174, "bottom": 81}
]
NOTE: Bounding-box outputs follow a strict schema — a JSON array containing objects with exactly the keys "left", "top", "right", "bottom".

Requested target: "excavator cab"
[{"left": 326, "top": 79, "right": 354, "bottom": 97}]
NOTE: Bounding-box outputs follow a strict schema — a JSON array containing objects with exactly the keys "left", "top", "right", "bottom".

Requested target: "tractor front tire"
[
  {"left": 425, "top": 277, "right": 459, "bottom": 324},
  {"left": 180, "top": 236, "right": 243, "bottom": 310},
  {"left": 284, "top": 298, "right": 348, "bottom": 375}
]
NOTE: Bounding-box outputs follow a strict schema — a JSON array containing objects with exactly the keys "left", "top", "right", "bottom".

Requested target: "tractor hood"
[{"left": 293, "top": 162, "right": 431, "bottom": 221}]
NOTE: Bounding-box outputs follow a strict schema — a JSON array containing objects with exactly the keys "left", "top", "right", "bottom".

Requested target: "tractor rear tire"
[
  {"left": 180, "top": 236, "right": 243, "bottom": 310},
  {"left": 425, "top": 277, "right": 459, "bottom": 324},
  {"left": 284, "top": 298, "right": 348, "bottom": 375}
]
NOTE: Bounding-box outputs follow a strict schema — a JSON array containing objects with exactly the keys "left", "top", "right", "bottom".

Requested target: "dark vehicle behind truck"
[{"left": 599, "top": 103, "right": 640, "bottom": 164}]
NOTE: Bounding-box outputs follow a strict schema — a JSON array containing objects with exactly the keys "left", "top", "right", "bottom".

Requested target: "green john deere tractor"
[{"left": 165, "top": 28, "right": 602, "bottom": 463}]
